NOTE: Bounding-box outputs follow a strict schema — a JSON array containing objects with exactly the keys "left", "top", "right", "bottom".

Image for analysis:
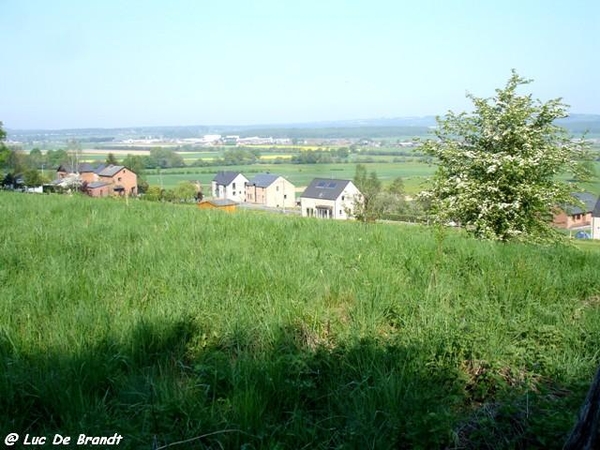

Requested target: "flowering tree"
[{"left": 420, "top": 71, "right": 592, "bottom": 242}]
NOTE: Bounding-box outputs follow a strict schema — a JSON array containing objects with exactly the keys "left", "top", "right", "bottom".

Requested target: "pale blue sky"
[{"left": 1, "top": 0, "right": 598, "bottom": 129}]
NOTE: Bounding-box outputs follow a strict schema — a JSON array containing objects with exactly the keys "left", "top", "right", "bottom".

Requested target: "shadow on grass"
[{"left": 0, "top": 316, "right": 590, "bottom": 449}]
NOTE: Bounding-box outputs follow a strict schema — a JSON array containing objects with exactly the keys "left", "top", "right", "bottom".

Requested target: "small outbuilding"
[{"left": 197, "top": 198, "right": 237, "bottom": 212}]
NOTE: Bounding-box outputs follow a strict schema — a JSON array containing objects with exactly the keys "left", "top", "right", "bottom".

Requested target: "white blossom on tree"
[{"left": 420, "top": 70, "right": 593, "bottom": 242}]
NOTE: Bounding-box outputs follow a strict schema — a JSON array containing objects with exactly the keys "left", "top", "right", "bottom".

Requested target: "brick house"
[
  {"left": 55, "top": 163, "right": 137, "bottom": 197},
  {"left": 552, "top": 192, "right": 597, "bottom": 230}
]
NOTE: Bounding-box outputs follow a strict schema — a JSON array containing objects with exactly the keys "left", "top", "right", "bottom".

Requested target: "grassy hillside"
[{"left": 1, "top": 192, "right": 600, "bottom": 449}]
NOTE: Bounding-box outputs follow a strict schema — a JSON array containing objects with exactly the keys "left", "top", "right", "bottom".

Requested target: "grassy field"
[
  {"left": 1, "top": 192, "right": 600, "bottom": 448},
  {"left": 145, "top": 160, "right": 435, "bottom": 193}
]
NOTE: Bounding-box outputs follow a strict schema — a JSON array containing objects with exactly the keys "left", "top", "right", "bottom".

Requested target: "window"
[
  {"left": 232, "top": 183, "right": 236, "bottom": 189},
  {"left": 276, "top": 186, "right": 279, "bottom": 191},
  {"left": 284, "top": 194, "right": 287, "bottom": 199},
  {"left": 341, "top": 196, "right": 345, "bottom": 201}
]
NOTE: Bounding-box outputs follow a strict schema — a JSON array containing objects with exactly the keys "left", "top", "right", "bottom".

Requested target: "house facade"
[
  {"left": 55, "top": 163, "right": 137, "bottom": 197},
  {"left": 246, "top": 174, "right": 295, "bottom": 208},
  {"left": 211, "top": 172, "right": 248, "bottom": 202},
  {"left": 592, "top": 197, "right": 600, "bottom": 240},
  {"left": 300, "top": 178, "right": 362, "bottom": 220},
  {"left": 553, "top": 192, "right": 597, "bottom": 230},
  {"left": 96, "top": 165, "right": 137, "bottom": 196}
]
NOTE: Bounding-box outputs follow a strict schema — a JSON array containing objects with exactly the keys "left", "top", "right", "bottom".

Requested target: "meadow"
[
  {"left": 69, "top": 144, "right": 600, "bottom": 199},
  {"left": 145, "top": 160, "right": 435, "bottom": 194},
  {"left": 1, "top": 192, "right": 600, "bottom": 448}
]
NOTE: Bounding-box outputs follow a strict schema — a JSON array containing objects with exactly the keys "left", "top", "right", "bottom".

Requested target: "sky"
[{"left": 1, "top": 0, "right": 599, "bottom": 130}]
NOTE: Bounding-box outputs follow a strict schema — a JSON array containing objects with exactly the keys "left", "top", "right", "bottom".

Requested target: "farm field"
[
  {"left": 145, "top": 160, "right": 435, "bottom": 193},
  {"left": 1, "top": 192, "right": 600, "bottom": 449}
]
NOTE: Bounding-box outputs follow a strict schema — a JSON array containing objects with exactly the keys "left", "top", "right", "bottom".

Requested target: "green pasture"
[
  {"left": 1, "top": 192, "right": 600, "bottom": 449},
  {"left": 145, "top": 161, "right": 435, "bottom": 193}
]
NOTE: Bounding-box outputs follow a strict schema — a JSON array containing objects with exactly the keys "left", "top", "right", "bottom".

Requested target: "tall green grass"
[{"left": 1, "top": 191, "right": 600, "bottom": 448}]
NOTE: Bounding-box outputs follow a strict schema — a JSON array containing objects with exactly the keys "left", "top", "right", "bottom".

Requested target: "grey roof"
[
  {"left": 57, "top": 162, "right": 95, "bottom": 173},
  {"left": 97, "top": 165, "right": 125, "bottom": 177},
  {"left": 93, "top": 163, "right": 107, "bottom": 174},
  {"left": 87, "top": 181, "right": 110, "bottom": 189},
  {"left": 213, "top": 171, "right": 244, "bottom": 185},
  {"left": 246, "top": 173, "right": 280, "bottom": 188},
  {"left": 79, "top": 163, "right": 95, "bottom": 172},
  {"left": 301, "top": 178, "right": 353, "bottom": 201},
  {"left": 566, "top": 192, "right": 598, "bottom": 215}
]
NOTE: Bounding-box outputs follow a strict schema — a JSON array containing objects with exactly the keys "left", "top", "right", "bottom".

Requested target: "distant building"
[
  {"left": 211, "top": 171, "right": 248, "bottom": 202},
  {"left": 553, "top": 192, "right": 597, "bottom": 230},
  {"left": 300, "top": 178, "right": 362, "bottom": 219},
  {"left": 246, "top": 173, "right": 295, "bottom": 208},
  {"left": 223, "top": 135, "right": 240, "bottom": 145},
  {"left": 203, "top": 134, "right": 222, "bottom": 145},
  {"left": 55, "top": 163, "right": 137, "bottom": 197},
  {"left": 236, "top": 136, "right": 274, "bottom": 145},
  {"left": 591, "top": 196, "right": 600, "bottom": 239}
]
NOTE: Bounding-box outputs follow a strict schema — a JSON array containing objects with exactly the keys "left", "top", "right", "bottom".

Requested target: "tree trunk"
[{"left": 564, "top": 365, "right": 600, "bottom": 450}]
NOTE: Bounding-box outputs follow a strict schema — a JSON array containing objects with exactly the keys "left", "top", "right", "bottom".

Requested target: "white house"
[
  {"left": 592, "top": 196, "right": 600, "bottom": 239},
  {"left": 246, "top": 173, "right": 296, "bottom": 209},
  {"left": 300, "top": 178, "right": 362, "bottom": 219},
  {"left": 211, "top": 171, "right": 249, "bottom": 202}
]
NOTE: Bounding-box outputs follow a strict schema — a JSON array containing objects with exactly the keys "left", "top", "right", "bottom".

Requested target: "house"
[
  {"left": 94, "top": 165, "right": 137, "bottom": 197},
  {"left": 553, "top": 192, "right": 597, "bottom": 231},
  {"left": 211, "top": 171, "right": 248, "bottom": 202},
  {"left": 300, "top": 178, "right": 362, "bottom": 219},
  {"left": 592, "top": 197, "right": 600, "bottom": 240},
  {"left": 56, "top": 163, "right": 100, "bottom": 184},
  {"left": 246, "top": 173, "right": 295, "bottom": 209},
  {"left": 197, "top": 198, "right": 237, "bottom": 212},
  {"left": 55, "top": 163, "right": 137, "bottom": 197}
]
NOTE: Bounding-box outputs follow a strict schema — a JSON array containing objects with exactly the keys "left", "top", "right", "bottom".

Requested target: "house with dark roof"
[
  {"left": 591, "top": 196, "right": 600, "bottom": 240},
  {"left": 300, "top": 178, "right": 362, "bottom": 219},
  {"left": 55, "top": 163, "right": 137, "bottom": 197},
  {"left": 552, "top": 192, "right": 597, "bottom": 230},
  {"left": 211, "top": 171, "right": 248, "bottom": 202},
  {"left": 246, "top": 173, "right": 295, "bottom": 208},
  {"left": 56, "top": 163, "right": 96, "bottom": 184}
]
